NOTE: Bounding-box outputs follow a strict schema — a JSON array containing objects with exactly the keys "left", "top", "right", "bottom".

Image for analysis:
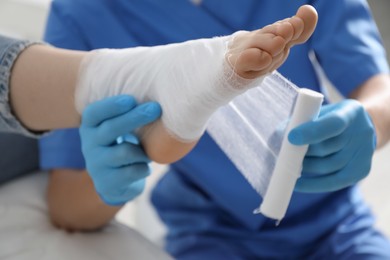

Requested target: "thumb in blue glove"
[
  {"left": 288, "top": 99, "right": 376, "bottom": 193},
  {"left": 80, "top": 95, "right": 162, "bottom": 205}
]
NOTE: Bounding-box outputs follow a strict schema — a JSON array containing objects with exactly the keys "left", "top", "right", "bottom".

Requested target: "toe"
[
  {"left": 225, "top": 5, "right": 317, "bottom": 80},
  {"left": 261, "top": 21, "right": 295, "bottom": 43},
  {"left": 237, "top": 48, "right": 273, "bottom": 75},
  {"left": 251, "top": 33, "right": 287, "bottom": 57},
  {"left": 267, "top": 48, "right": 290, "bottom": 72},
  {"left": 292, "top": 5, "right": 318, "bottom": 45},
  {"left": 288, "top": 16, "right": 304, "bottom": 42}
]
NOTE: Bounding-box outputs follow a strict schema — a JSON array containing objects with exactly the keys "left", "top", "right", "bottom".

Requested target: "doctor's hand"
[
  {"left": 288, "top": 99, "right": 376, "bottom": 193},
  {"left": 79, "top": 95, "right": 162, "bottom": 205}
]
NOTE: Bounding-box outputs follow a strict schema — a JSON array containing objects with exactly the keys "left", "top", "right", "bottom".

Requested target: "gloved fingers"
[
  {"left": 288, "top": 113, "right": 348, "bottom": 146},
  {"left": 295, "top": 146, "right": 371, "bottom": 193},
  {"left": 116, "top": 133, "right": 140, "bottom": 145},
  {"left": 305, "top": 133, "right": 350, "bottom": 157},
  {"left": 119, "top": 179, "right": 146, "bottom": 199},
  {"left": 299, "top": 171, "right": 328, "bottom": 178},
  {"left": 83, "top": 133, "right": 141, "bottom": 157},
  {"left": 301, "top": 150, "right": 351, "bottom": 175},
  {"left": 96, "top": 102, "right": 161, "bottom": 146},
  {"left": 98, "top": 179, "right": 146, "bottom": 206},
  {"left": 103, "top": 142, "right": 150, "bottom": 167},
  {"left": 302, "top": 135, "right": 364, "bottom": 174},
  {"left": 288, "top": 100, "right": 366, "bottom": 146},
  {"left": 82, "top": 95, "right": 137, "bottom": 127},
  {"left": 317, "top": 102, "right": 339, "bottom": 116},
  {"left": 317, "top": 100, "right": 361, "bottom": 117},
  {"left": 94, "top": 163, "right": 150, "bottom": 193},
  {"left": 295, "top": 172, "right": 342, "bottom": 193},
  {"left": 296, "top": 167, "right": 368, "bottom": 193}
]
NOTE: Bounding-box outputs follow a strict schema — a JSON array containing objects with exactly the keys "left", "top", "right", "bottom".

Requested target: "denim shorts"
[{"left": 0, "top": 35, "right": 41, "bottom": 137}]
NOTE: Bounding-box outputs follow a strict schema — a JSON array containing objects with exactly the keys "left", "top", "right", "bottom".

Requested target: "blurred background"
[{"left": 0, "top": 0, "right": 389, "bottom": 246}]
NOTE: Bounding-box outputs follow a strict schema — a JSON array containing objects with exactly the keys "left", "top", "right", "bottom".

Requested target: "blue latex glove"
[
  {"left": 288, "top": 99, "right": 376, "bottom": 193},
  {"left": 80, "top": 95, "right": 162, "bottom": 205}
]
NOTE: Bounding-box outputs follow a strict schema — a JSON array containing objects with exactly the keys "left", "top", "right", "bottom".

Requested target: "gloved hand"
[
  {"left": 288, "top": 99, "right": 376, "bottom": 193},
  {"left": 79, "top": 95, "right": 162, "bottom": 205}
]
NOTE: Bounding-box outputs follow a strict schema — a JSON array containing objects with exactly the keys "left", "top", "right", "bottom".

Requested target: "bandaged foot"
[{"left": 76, "top": 5, "right": 317, "bottom": 163}]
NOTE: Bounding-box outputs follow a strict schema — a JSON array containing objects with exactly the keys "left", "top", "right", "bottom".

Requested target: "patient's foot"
[
  {"left": 143, "top": 5, "right": 318, "bottom": 164},
  {"left": 227, "top": 5, "right": 318, "bottom": 79}
]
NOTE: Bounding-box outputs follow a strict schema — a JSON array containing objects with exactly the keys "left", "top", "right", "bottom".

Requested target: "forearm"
[
  {"left": 10, "top": 45, "right": 85, "bottom": 131},
  {"left": 350, "top": 73, "right": 390, "bottom": 148},
  {"left": 47, "top": 169, "right": 121, "bottom": 232}
]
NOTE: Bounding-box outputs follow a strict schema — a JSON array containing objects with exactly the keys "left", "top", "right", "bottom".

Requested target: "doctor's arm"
[
  {"left": 46, "top": 97, "right": 161, "bottom": 231},
  {"left": 350, "top": 74, "right": 390, "bottom": 148},
  {"left": 287, "top": 0, "right": 390, "bottom": 193},
  {"left": 289, "top": 73, "right": 390, "bottom": 192},
  {"left": 47, "top": 169, "right": 121, "bottom": 231}
]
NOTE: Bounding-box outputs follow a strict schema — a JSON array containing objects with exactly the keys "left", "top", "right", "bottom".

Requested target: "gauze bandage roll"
[
  {"left": 256, "top": 88, "right": 323, "bottom": 221},
  {"left": 76, "top": 33, "right": 263, "bottom": 141},
  {"left": 208, "top": 71, "right": 323, "bottom": 223}
]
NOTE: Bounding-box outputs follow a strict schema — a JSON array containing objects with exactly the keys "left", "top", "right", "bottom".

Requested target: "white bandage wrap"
[{"left": 76, "top": 34, "right": 264, "bottom": 141}]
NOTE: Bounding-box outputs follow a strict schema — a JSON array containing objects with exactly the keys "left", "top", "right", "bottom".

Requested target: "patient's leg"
[{"left": 76, "top": 5, "right": 318, "bottom": 163}]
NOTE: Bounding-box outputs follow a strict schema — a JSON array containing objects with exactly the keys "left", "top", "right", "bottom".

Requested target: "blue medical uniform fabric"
[
  {"left": 41, "top": 0, "right": 390, "bottom": 258},
  {"left": 39, "top": 128, "right": 85, "bottom": 170}
]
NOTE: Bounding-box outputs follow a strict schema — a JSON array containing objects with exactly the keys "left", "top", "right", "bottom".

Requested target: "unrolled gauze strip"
[{"left": 207, "top": 71, "right": 323, "bottom": 222}]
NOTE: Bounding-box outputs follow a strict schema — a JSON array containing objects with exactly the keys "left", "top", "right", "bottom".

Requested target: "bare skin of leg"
[
  {"left": 143, "top": 5, "right": 318, "bottom": 164},
  {"left": 10, "top": 46, "right": 85, "bottom": 131}
]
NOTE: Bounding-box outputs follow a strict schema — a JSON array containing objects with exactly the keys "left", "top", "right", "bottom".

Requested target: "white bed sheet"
[{"left": 0, "top": 171, "right": 172, "bottom": 260}]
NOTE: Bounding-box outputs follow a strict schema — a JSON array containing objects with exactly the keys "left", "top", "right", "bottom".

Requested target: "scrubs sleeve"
[
  {"left": 0, "top": 35, "right": 44, "bottom": 137},
  {"left": 311, "top": 0, "right": 389, "bottom": 97},
  {"left": 39, "top": 1, "right": 89, "bottom": 170},
  {"left": 39, "top": 128, "right": 85, "bottom": 170},
  {"left": 44, "top": 0, "right": 90, "bottom": 50}
]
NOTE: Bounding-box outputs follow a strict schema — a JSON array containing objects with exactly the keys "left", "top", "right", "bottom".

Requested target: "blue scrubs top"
[{"left": 40, "top": 0, "right": 389, "bottom": 258}]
